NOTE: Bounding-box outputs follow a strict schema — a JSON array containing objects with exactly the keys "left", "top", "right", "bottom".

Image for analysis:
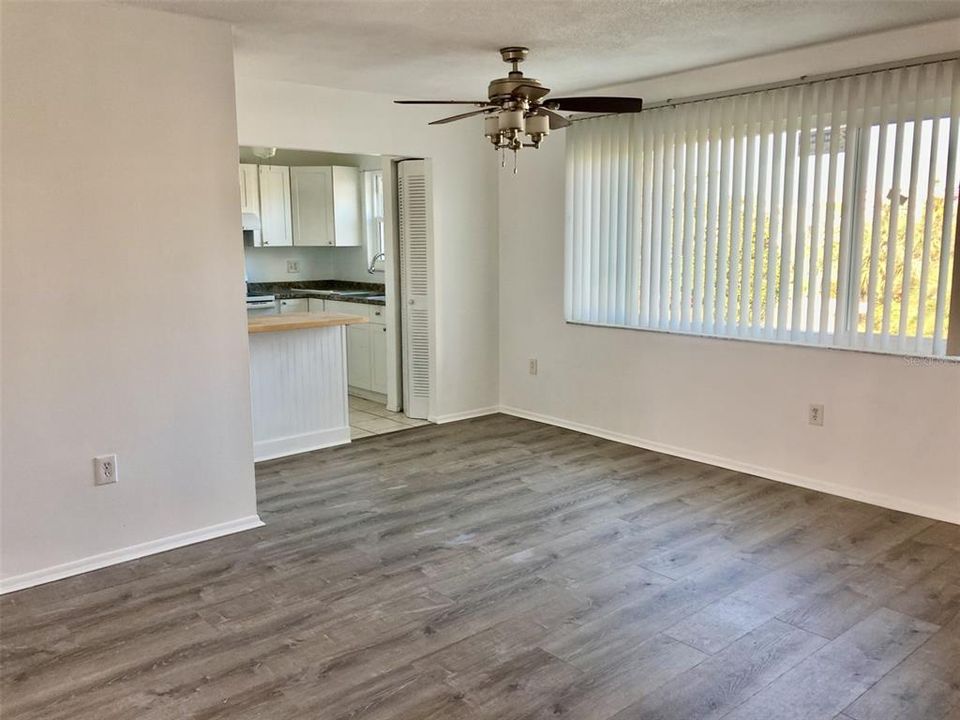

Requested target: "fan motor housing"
[{"left": 488, "top": 75, "right": 543, "bottom": 104}]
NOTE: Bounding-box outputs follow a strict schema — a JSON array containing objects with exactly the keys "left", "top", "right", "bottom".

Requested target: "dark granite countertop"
[{"left": 246, "top": 280, "right": 386, "bottom": 306}]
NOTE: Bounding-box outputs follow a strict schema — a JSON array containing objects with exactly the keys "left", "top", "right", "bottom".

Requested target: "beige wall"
[
  {"left": 499, "top": 20, "right": 960, "bottom": 524},
  {"left": 236, "top": 77, "right": 501, "bottom": 420},
  {"left": 1, "top": 2, "right": 260, "bottom": 588}
]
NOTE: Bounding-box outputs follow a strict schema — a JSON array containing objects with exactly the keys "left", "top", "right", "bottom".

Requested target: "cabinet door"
[
  {"left": 290, "top": 167, "right": 334, "bottom": 247},
  {"left": 324, "top": 299, "right": 368, "bottom": 318},
  {"left": 279, "top": 298, "right": 308, "bottom": 313},
  {"left": 307, "top": 298, "right": 326, "bottom": 313},
  {"left": 346, "top": 324, "right": 372, "bottom": 390},
  {"left": 370, "top": 323, "right": 387, "bottom": 394},
  {"left": 331, "top": 167, "right": 362, "bottom": 247},
  {"left": 239, "top": 164, "right": 260, "bottom": 216},
  {"left": 258, "top": 165, "right": 293, "bottom": 247}
]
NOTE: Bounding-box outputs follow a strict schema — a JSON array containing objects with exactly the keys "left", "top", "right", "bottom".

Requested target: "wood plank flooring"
[{"left": 1, "top": 414, "right": 958, "bottom": 719}]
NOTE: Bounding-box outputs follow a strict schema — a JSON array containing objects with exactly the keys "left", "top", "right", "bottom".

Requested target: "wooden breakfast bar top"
[{"left": 247, "top": 311, "right": 368, "bottom": 334}]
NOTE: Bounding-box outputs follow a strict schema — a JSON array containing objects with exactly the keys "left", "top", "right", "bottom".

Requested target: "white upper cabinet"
[
  {"left": 258, "top": 165, "right": 293, "bottom": 247},
  {"left": 330, "top": 166, "right": 362, "bottom": 247},
  {"left": 290, "top": 167, "right": 334, "bottom": 247},
  {"left": 239, "top": 164, "right": 260, "bottom": 216},
  {"left": 291, "top": 166, "right": 361, "bottom": 247}
]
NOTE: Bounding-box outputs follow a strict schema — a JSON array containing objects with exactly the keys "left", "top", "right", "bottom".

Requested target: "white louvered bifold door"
[{"left": 398, "top": 160, "right": 433, "bottom": 419}]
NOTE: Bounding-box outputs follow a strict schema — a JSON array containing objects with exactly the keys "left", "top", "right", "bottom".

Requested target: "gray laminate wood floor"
[{"left": 2, "top": 414, "right": 959, "bottom": 720}]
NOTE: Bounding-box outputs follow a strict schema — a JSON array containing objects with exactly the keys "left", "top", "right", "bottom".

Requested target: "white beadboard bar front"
[{"left": 248, "top": 313, "right": 367, "bottom": 460}]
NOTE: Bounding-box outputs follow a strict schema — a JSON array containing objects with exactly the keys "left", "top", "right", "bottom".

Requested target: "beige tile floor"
[{"left": 348, "top": 395, "right": 430, "bottom": 438}]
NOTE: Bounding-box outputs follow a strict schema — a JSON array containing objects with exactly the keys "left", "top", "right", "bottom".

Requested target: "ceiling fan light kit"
[{"left": 395, "top": 47, "right": 643, "bottom": 173}]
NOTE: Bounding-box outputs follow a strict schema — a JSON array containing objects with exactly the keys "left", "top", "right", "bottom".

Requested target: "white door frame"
[{"left": 381, "top": 157, "right": 403, "bottom": 412}]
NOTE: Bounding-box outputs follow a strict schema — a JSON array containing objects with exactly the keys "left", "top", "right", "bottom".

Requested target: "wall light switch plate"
[
  {"left": 808, "top": 404, "right": 824, "bottom": 427},
  {"left": 529, "top": 358, "right": 538, "bottom": 376},
  {"left": 94, "top": 454, "right": 118, "bottom": 485},
  {"left": 287, "top": 260, "right": 300, "bottom": 274}
]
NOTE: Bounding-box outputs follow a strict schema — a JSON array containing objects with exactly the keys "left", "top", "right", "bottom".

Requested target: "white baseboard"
[
  {"left": 432, "top": 406, "right": 501, "bottom": 424},
  {"left": 0, "top": 515, "right": 265, "bottom": 595},
  {"left": 254, "top": 426, "right": 351, "bottom": 461},
  {"left": 499, "top": 406, "right": 959, "bottom": 525}
]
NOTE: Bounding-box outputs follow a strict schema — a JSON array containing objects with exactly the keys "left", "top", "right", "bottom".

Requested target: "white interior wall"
[
  {"left": 235, "top": 78, "right": 500, "bottom": 420},
  {"left": 0, "top": 2, "right": 261, "bottom": 590},
  {"left": 245, "top": 246, "right": 378, "bottom": 284},
  {"left": 244, "top": 246, "right": 375, "bottom": 284},
  {"left": 244, "top": 246, "right": 335, "bottom": 282},
  {"left": 499, "top": 20, "right": 960, "bottom": 524}
]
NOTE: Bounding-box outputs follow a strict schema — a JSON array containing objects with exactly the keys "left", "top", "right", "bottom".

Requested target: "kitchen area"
[{"left": 240, "top": 146, "right": 430, "bottom": 458}]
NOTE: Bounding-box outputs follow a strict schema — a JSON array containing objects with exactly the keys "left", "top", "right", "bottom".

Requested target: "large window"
[{"left": 565, "top": 59, "right": 960, "bottom": 357}]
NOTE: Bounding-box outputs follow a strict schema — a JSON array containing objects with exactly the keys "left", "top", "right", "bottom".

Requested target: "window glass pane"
[
  {"left": 364, "top": 170, "right": 385, "bottom": 265},
  {"left": 857, "top": 119, "right": 957, "bottom": 344}
]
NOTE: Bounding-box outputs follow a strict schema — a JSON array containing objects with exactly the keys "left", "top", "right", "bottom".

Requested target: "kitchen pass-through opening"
[{"left": 241, "top": 147, "right": 437, "bottom": 453}]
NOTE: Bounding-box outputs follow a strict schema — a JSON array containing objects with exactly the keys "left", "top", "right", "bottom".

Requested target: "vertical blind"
[{"left": 565, "top": 58, "right": 960, "bottom": 356}]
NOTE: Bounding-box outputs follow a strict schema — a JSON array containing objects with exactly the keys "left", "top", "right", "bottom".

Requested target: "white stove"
[
  {"left": 246, "top": 294, "right": 278, "bottom": 314},
  {"left": 246, "top": 294, "right": 276, "bottom": 304}
]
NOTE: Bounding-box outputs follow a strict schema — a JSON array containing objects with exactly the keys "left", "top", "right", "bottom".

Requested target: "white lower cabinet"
[
  {"left": 370, "top": 322, "right": 387, "bottom": 394},
  {"left": 279, "top": 298, "right": 308, "bottom": 313},
  {"left": 347, "top": 323, "right": 372, "bottom": 389},
  {"left": 308, "top": 298, "right": 326, "bottom": 313},
  {"left": 323, "top": 299, "right": 361, "bottom": 316},
  {"left": 317, "top": 300, "right": 387, "bottom": 394}
]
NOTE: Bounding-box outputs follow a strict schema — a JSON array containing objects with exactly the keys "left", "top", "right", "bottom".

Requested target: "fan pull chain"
[{"left": 501, "top": 148, "right": 506, "bottom": 168}]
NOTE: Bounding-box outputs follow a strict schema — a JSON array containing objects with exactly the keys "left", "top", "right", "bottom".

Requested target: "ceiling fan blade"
[
  {"left": 536, "top": 107, "right": 571, "bottom": 130},
  {"left": 515, "top": 84, "right": 551, "bottom": 102},
  {"left": 429, "top": 107, "right": 498, "bottom": 125},
  {"left": 395, "top": 100, "right": 490, "bottom": 105},
  {"left": 547, "top": 96, "right": 644, "bottom": 114}
]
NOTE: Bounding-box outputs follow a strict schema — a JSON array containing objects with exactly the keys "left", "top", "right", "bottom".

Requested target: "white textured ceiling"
[{"left": 134, "top": 0, "right": 960, "bottom": 97}]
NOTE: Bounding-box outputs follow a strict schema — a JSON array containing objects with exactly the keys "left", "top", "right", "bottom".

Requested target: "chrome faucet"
[{"left": 367, "top": 252, "right": 386, "bottom": 274}]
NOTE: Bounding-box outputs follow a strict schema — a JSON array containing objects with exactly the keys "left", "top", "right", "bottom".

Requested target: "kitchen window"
[
  {"left": 565, "top": 58, "right": 960, "bottom": 357},
  {"left": 363, "top": 169, "right": 385, "bottom": 270}
]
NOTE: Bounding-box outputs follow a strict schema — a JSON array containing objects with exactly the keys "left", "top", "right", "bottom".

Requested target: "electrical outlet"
[
  {"left": 529, "top": 358, "right": 538, "bottom": 376},
  {"left": 286, "top": 260, "right": 300, "bottom": 274},
  {"left": 808, "top": 404, "right": 825, "bottom": 427},
  {"left": 94, "top": 454, "right": 118, "bottom": 485}
]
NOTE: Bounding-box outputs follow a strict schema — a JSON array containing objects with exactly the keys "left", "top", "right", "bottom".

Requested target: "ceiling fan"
[{"left": 395, "top": 47, "right": 643, "bottom": 171}]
